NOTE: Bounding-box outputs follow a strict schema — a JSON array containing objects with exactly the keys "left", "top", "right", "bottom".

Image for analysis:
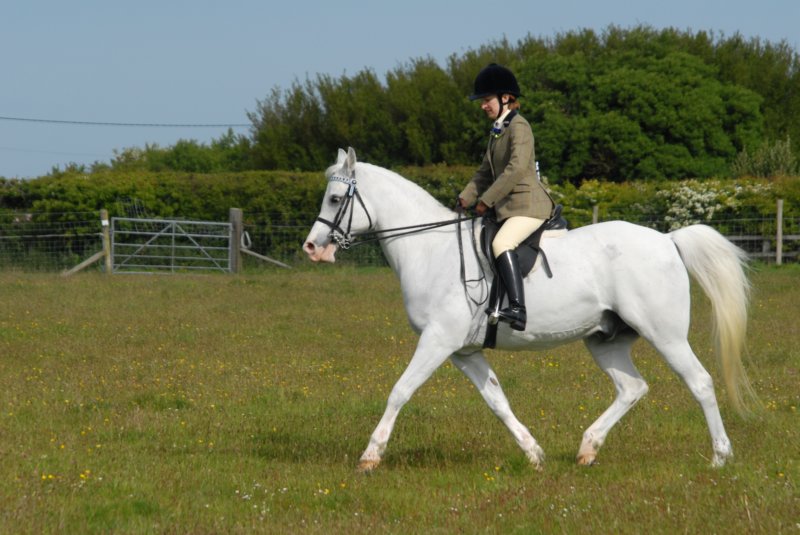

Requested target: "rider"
[{"left": 457, "top": 63, "right": 555, "bottom": 331}]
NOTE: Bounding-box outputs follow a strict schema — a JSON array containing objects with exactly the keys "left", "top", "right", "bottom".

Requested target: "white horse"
[{"left": 303, "top": 148, "right": 753, "bottom": 472}]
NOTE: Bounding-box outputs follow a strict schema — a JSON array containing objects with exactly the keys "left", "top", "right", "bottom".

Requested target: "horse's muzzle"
[{"left": 303, "top": 240, "right": 338, "bottom": 263}]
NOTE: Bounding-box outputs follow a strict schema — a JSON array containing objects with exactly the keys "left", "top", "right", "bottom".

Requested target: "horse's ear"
[
  {"left": 335, "top": 148, "right": 347, "bottom": 166},
  {"left": 345, "top": 147, "right": 358, "bottom": 172}
]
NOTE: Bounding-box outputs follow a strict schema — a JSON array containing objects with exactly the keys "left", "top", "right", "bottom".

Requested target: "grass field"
[{"left": 0, "top": 265, "right": 797, "bottom": 534}]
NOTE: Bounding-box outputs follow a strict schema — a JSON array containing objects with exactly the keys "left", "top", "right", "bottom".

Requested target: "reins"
[
  {"left": 315, "top": 171, "right": 489, "bottom": 306},
  {"left": 353, "top": 210, "right": 488, "bottom": 307},
  {"left": 455, "top": 210, "right": 490, "bottom": 307},
  {"left": 348, "top": 216, "right": 476, "bottom": 247}
]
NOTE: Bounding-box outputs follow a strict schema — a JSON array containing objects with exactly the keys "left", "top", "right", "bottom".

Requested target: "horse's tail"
[{"left": 669, "top": 224, "right": 756, "bottom": 414}]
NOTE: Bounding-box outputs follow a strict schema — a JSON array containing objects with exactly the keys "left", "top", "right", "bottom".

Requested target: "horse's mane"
[{"left": 354, "top": 162, "right": 453, "bottom": 218}]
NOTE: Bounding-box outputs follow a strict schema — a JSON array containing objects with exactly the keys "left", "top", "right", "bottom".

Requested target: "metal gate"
[{"left": 111, "top": 217, "right": 233, "bottom": 273}]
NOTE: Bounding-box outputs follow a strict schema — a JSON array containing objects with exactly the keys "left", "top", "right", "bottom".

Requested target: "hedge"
[{"left": 1, "top": 167, "right": 798, "bottom": 230}]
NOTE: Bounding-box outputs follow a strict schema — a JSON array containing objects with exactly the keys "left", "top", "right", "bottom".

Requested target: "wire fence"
[
  {"left": 242, "top": 212, "right": 387, "bottom": 268},
  {"left": 0, "top": 207, "right": 796, "bottom": 272},
  {"left": 0, "top": 212, "right": 105, "bottom": 271}
]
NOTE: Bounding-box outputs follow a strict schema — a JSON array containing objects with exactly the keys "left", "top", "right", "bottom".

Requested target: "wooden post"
[
  {"left": 62, "top": 251, "right": 106, "bottom": 277},
  {"left": 229, "top": 208, "right": 243, "bottom": 274},
  {"left": 592, "top": 205, "right": 599, "bottom": 225},
  {"left": 62, "top": 209, "right": 111, "bottom": 277},
  {"left": 776, "top": 199, "right": 784, "bottom": 266},
  {"left": 100, "top": 209, "right": 112, "bottom": 274}
]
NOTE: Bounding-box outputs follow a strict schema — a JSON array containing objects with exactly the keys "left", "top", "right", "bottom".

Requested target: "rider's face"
[
  {"left": 480, "top": 95, "right": 510, "bottom": 120},
  {"left": 480, "top": 96, "right": 500, "bottom": 120}
]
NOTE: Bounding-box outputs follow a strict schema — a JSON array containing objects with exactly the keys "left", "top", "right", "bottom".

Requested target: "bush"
[
  {"left": 2, "top": 167, "right": 797, "bottom": 233},
  {"left": 732, "top": 136, "right": 798, "bottom": 178}
]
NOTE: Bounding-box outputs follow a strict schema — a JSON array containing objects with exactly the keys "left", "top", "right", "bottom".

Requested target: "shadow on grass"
[
  {"left": 251, "top": 428, "right": 359, "bottom": 464},
  {"left": 251, "top": 428, "right": 505, "bottom": 469}
]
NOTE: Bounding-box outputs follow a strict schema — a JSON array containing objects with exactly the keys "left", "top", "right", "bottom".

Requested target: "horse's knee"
[{"left": 387, "top": 386, "right": 411, "bottom": 409}]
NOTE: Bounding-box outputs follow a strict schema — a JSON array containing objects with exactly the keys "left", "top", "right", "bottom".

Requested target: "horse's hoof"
[
  {"left": 525, "top": 444, "right": 546, "bottom": 471},
  {"left": 711, "top": 452, "right": 732, "bottom": 468},
  {"left": 711, "top": 440, "right": 733, "bottom": 468},
  {"left": 356, "top": 459, "right": 380, "bottom": 474}
]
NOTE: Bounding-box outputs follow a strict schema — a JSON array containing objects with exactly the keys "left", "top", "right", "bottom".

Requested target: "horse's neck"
[
  {"left": 362, "top": 165, "right": 454, "bottom": 270},
  {"left": 364, "top": 165, "right": 450, "bottom": 229}
]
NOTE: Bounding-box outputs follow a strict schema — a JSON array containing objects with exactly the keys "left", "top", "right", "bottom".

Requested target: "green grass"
[{"left": 0, "top": 266, "right": 797, "bottom": 534}]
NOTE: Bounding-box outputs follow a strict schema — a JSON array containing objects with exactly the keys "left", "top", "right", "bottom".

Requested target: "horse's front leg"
[
  {"left": 357, "top": 326, "right": 457, "bottom": 473},
  {"left": 451, "top": 350, "right": 545, "bottom": 469}
]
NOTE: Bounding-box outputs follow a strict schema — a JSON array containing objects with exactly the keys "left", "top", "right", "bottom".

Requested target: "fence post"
[
  {"left": 100, "top": 209, "right": 112, "bottom": 274},
  {"left": 776, "top": 199, "right": 784, "bottom": 266},
  {"left": 229, "top": 208, "right": 243, "bottom": 274},
  {"left": 592, "top": 205, "right": 599, "bottom": 224}
]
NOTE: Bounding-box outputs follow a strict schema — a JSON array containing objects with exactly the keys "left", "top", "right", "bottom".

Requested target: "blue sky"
[{"left": 2, "top": 0, "right": 798, "bottom": 178}]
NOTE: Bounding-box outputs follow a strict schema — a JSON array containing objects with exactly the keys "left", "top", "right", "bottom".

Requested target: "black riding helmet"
[{"left": 469, "top": 63, "right": 521, "bottom": 101}]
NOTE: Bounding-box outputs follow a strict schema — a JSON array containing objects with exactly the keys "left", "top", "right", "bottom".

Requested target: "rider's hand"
[
  {"left": 475, "top": 201, "right": 489, "bottom": 216},
  {"left": 455, "top": 197, "right": 468, "bottom": 213}
]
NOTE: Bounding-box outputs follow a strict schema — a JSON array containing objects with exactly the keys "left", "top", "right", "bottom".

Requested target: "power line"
[
  {"left": 0, "top": 145, "right": 108, "bottom": 158},
  {"left": 0, "top": 115, "right": 250, "bottom": 128}
]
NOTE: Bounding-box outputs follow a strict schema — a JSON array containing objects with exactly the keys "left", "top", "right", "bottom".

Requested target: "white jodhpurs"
[{"left": 492, "top": 216, "right": 545, "bottom": 257}]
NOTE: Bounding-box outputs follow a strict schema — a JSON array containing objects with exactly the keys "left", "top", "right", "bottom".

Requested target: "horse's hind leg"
[
  {"left": 579, "top": 332, "right": 649, "bottom": 466},
  {"left": 650, "top": 338, "right": 733, "bottom": 467},
  {"left": 451, "top": 350, "right": 545, "bottom": 469}
]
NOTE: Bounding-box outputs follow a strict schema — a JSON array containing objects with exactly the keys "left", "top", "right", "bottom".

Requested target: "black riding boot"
[{"left": 496, "top": 250, "right": 527, "bottom": 331}]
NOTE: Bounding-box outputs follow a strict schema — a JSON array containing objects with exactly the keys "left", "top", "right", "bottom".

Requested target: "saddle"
[{"left": 480, "top": 205, "right": 568, "bottom": 348}]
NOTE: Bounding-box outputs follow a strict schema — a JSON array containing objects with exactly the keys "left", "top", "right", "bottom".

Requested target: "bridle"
[
  {"left": 314, "top": 171, "right": 373, "bottom": 249},
  {"left": 314, "top": 169, "right": 487, "bottom": 305}
]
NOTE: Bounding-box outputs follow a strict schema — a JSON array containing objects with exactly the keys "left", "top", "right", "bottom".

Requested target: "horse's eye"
[{"left": 329, "top": 195, "right": 342, "bottom": 204}]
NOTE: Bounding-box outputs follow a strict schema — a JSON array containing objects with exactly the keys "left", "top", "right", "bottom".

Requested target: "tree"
[
  {"left": 520, "top": 34, "right": 763, "bottom": 182},
  {"left": 386, "top": 58, "right": 471, "bottom": 164},
  {"left": 240, "top": 25, "right": 791, "bottom": 180}
]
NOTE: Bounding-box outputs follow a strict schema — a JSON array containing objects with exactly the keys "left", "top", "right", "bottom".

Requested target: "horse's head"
[{"left": 303, "top": 147, "right": 374, "bottom": 263}]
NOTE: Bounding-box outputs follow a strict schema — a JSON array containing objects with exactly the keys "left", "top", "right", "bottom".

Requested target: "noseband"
[{"left": 315, "top": 171, "right": 374, "bottom": 249}]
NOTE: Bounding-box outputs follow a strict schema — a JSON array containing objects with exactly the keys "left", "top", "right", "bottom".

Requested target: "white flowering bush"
[
  {"left": 545, "top": 176, "right": 787, "bottom": 230},
  {"left": 657, "top": 180, "right": 725, "bottom": 230},
  {"left": 656, "top": 179, "right": 775, "bottom": 231}
]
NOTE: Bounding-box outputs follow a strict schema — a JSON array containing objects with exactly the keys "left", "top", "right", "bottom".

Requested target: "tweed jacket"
[{"left": 459, "top": 113, "right": 554, "bottom": 221}]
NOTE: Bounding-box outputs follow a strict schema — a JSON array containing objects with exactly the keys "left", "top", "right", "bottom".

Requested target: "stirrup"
[{"left": 497, "top": 306, "right": 526, "bottom": 331}]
